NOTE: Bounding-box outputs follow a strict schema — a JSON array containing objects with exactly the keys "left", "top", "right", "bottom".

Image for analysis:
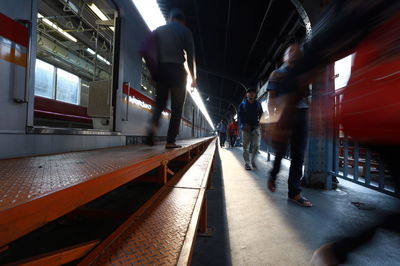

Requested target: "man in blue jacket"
[{"left": 238, "top": 88, "right": 263, "bottom": 170}]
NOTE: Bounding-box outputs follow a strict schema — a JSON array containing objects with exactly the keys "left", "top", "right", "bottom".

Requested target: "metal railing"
[{"left": 330, "top": 91, "right": 399, "bottom": 197}]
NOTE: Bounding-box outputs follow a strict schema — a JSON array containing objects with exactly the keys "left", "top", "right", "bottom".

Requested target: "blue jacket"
[{"left": 238, "top": 99, "right": 263, "bottom": 130}]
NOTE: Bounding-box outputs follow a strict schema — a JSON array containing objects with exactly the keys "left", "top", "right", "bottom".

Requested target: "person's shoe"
[
  {"left": 267, "top": 178, "right": 276, "bottom": 192},
  {"left": 245, "top": 163, "right": 252, "bottom": 170},
  {"left": 289, "top": 194, "right": 312, "bottom": 207},
  {"left": 310, "top": 243, "right": 339, "bottom": 266},
  {"left": 165, "top": 143, "right": 182, "bottom": 149},
  {"left": 145, "top": 129, "right": 154, "bottom": 146}
]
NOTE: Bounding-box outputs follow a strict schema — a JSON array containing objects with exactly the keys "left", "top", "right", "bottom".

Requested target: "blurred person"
[
  {"left": 266, "top": 0, "right": 400, "bottom": 264},
  {"left": 266, "top": 44, "right": 312, "bottom": 207},
  {"left": 145, "top": 8, "right": 197, "bottom": 149},
  {"left": 238, "top": 88, "right": 263, "bottom": 170},
  {"left": 227, "top": 119, "right": 239, "bottom": 148},
  {"left": 216, "top": 119, "right": 227, "bottom": 147}
]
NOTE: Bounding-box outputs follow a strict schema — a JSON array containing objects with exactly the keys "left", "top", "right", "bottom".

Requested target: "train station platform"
[
  {"left": 0, "top": 137, "right": 213, "bottom": 250},
  {"left": 192, "top": 146, "right": 400, "bottom": 265}
]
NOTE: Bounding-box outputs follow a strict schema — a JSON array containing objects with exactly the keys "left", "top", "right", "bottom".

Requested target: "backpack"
[{"left": 139, "top": 31, "right": 159, "bottom": 81}]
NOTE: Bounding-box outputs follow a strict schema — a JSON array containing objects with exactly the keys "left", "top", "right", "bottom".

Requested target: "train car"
[{"left": 0, "top": 0, "right": 213, "bottom": 159}]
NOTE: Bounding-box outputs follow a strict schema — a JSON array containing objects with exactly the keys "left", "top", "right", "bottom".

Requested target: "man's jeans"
[
  {"left": 270, "top": 109, "right": 308, "bottom": 198},
  {"left": 242, "top": 127, "right": 261, "bottom": 164},
  {"left": 219, "top": 132, "right": 226, "bottom": 147},
  {"left": 151, "top": 63, "right": 186, "bottom": 144}
]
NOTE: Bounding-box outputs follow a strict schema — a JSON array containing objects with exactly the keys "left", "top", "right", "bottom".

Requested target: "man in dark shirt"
[
  {"left": 216, "top": 119, "right": 227, "bottom": 147},
  {"left": 147, "top": 8, "right": 196, "bottom": 149},
  {"left": 266, "top": 44, "right": 312, "bottom": 207},
  {"left": 238, "top": 88, "right": 263, "bottom": 170}
]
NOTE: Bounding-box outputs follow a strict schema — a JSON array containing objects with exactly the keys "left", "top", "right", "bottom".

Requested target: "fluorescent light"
[
  {"left": 88, "top": 3, "right": 108, "bottom": 21},
  {"left": 132, "top": 0, "right": 166, "bottom": 31},
  {"left": 87, "top": 4, "right": 115, "bottom": 32},
  {"left": 86, "top": 48, "right": 110, "bottom": 65},
  {"left": 186, "top": 76, "right": 215, "bottom": 130},
  {"left": 97, "top": 54, "right": 110, "bottom": 65},
  {"left": 86, "top": 48, "right": 95, "bottom": 55},
  {"left": 38, "top": 13, "right": 77, "bottom": 42}
]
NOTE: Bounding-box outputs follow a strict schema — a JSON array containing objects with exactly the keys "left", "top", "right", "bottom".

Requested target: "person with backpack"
[{"left": 238, "top": 88, "right": 263, "bottom": 170}]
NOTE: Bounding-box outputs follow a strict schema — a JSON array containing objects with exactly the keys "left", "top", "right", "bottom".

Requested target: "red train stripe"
[
  {"left": 123, "top": 85, "right": 199, "bottom": 127},
  {"left": 0, "top": 13, "right": 29, "bottom": 47}
]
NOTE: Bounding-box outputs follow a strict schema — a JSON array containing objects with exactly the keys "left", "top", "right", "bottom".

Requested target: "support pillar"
[{"left": 304, "top": 65, "right": 335, "bottom": 189}]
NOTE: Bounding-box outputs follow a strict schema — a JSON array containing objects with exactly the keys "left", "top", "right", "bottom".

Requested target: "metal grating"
[
  {"left": 0, "top": 138, "right": 209, "bottom": 213},
  {"left": 93, "top": 188, "right": 199, "bottom": 265}
]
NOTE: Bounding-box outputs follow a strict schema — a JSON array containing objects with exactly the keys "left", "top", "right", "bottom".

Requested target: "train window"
[
  {"left": 334, "top": 54, "right": 355, "bottom": 90},
  {"left": 34, "top": 59, "right": 55, "bottom": 99},
  {"left": 56, "top": 68, "right": 80, "bottom": 104},
  {"left": 35, "top": 0, "right": 117, "bottom": 129},
  {"left": 140, "top": 58, "right": 155, "bottom": 97}
]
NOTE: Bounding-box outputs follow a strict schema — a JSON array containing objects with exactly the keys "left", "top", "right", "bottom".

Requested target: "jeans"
[
  {"left": 270, "top": 109, "right": 308, "bottom": 198},
  {"left": 229, "top": 135, "right": 237, "bottom": 147},
  {"left": 151, "top": 63, "right": 187, "bottom": 144},
  {"left": 219, "top": 132, "right": 226, "bottom": 147},
  {"left": 242, "top": 127, "right": 260, "bottom": 164}
]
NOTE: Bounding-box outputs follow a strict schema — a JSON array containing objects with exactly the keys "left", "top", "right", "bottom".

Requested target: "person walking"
[
  {"left": 227, "top": 120, "right": 239, "bottom": 148},
  {"left": 266, "top": 43, "right": 312, "bottom": 207},
  {"left": 216, "top": 119, "right": 227, "bottom": 147},
  {"left": 238, "top": 88, "right": 263, "bottom": 170},
  {"left": 146, "top": 8, "right": 197, "bottom": 149}
]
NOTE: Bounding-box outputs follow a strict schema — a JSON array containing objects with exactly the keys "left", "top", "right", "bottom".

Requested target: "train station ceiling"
[{"left": 158, "top": 0, "right": 308, "bottom": 122}]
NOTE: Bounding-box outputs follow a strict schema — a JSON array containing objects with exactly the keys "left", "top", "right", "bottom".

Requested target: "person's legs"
[
  {"left": 242, "top": 131, "right": 251, "bottom": 168},
  {"left": 166, "top": 64, "right": 187, "bottom": 145},
  {"left": 251, "top": 127, "right": 261, "bottom": 167},
  {"left": 151, "top": 83, "right": 169, "bottom": 128},
  {"left": 167, "top": 86, "right": 186, "bottom": 144},
  {"left": 146, "top": 80, "right": 169, "bottom": 145},
  {"left": 288, "top": 109, "right": 308, "bottom": 199},
  {"left": 270, "top": 145, "right": 286, "bottom": 180},
  {"left": 220, "top": 133, "right": 226, "bottom": 147}
]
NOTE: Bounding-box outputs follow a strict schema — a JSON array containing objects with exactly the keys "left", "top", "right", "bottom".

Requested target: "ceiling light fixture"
[
  {"left": 88, "top": 3, "right": 108, "bottom": 21},
  {"left": 131, "top": 0, "right": 166, "bottom": 31},
  {"left": 86, "top": 48, "right": 110, "bottom": 65},
  {"left": 88, "top": 4, "right": 115, "bottom": 33},
  {"left": 186, "top": 77, "right": 215, "bottom": 130},
  {"left": 38, "top": 13, "right": 77, "bottom": 42}
]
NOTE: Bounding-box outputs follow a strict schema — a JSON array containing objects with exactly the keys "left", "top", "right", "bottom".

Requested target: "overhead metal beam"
[{"left": 198, "top": 67, "right": 247, "bottom": 92}]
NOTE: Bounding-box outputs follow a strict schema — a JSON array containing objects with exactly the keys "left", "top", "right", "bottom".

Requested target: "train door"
[
  {"left": 34, "top": 0, "right": 117, "bottom": 131},
  {"left": 0, "top": 0, "right": 36, "bottom": 133}
]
